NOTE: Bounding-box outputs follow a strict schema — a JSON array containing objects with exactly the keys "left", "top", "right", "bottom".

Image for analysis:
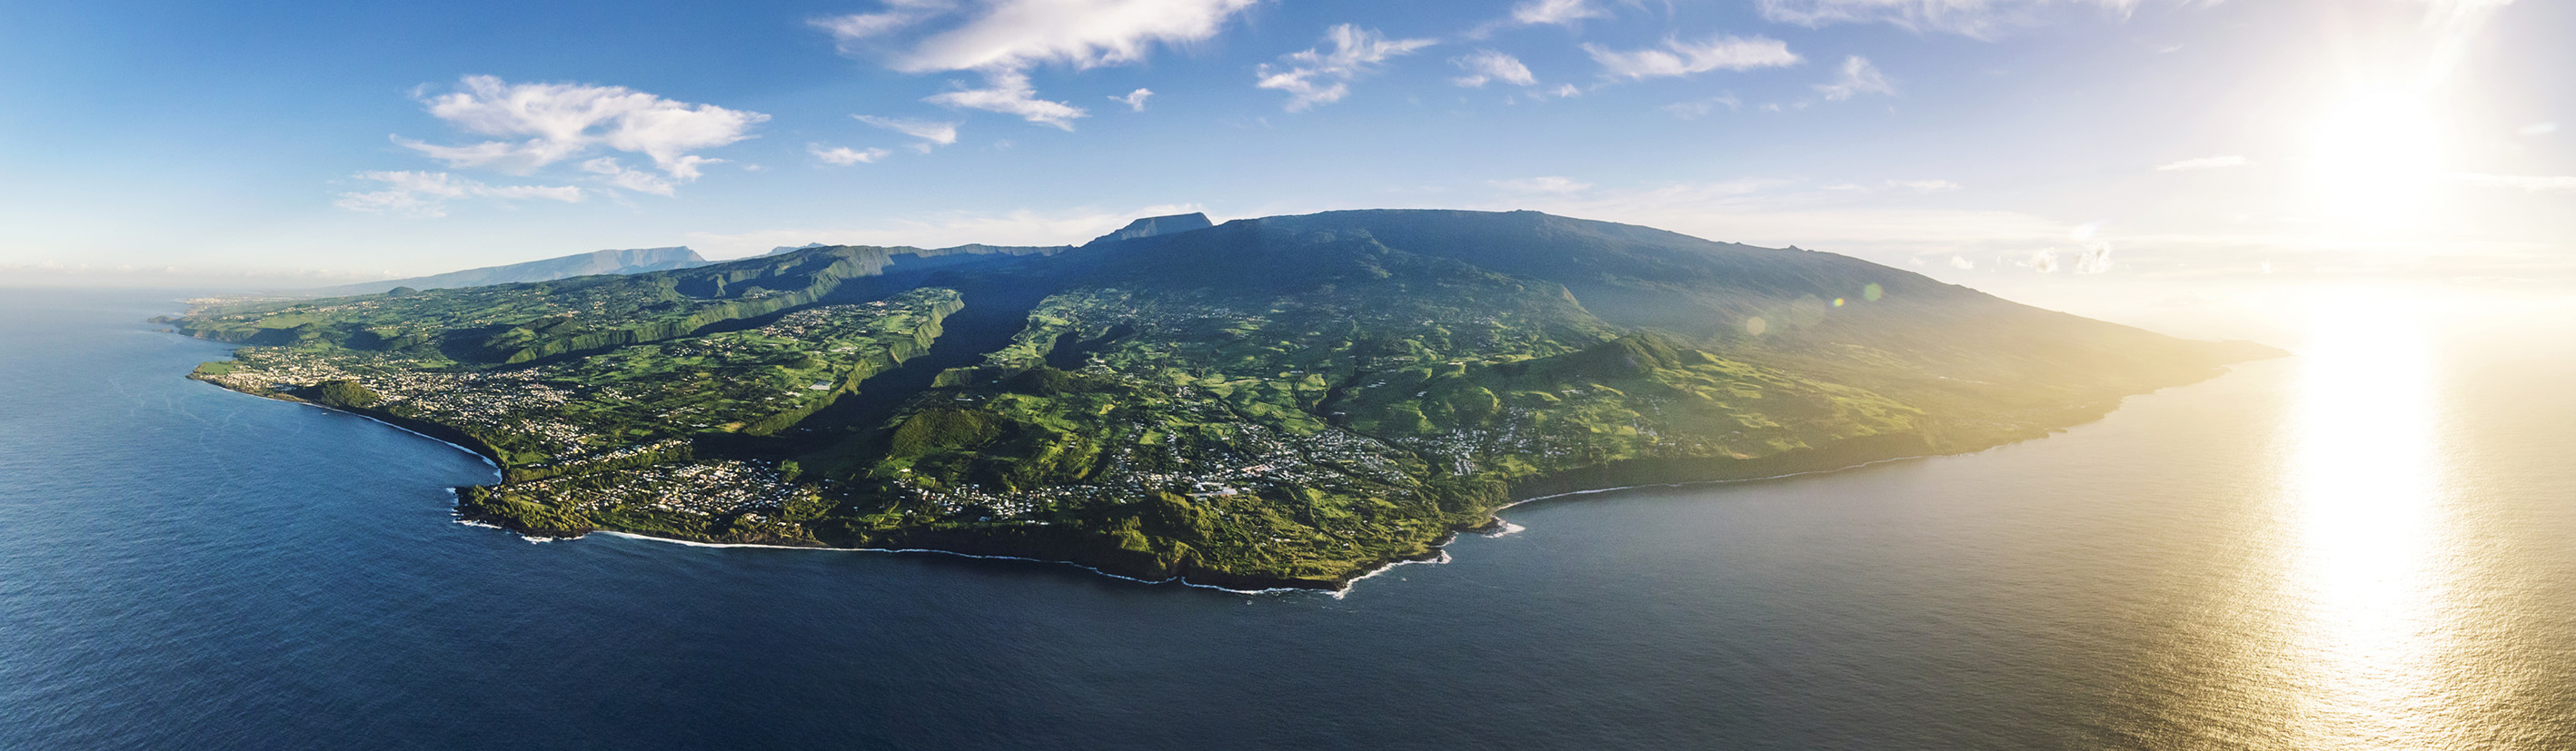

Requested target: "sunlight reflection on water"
[{"left": 2270, "top": 299, "right": 2466, "bottom": 748}]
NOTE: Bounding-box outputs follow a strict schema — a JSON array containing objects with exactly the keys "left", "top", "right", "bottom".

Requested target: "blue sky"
[{"left": 3, "top": 0, "right": 2569, "bottom": 310}]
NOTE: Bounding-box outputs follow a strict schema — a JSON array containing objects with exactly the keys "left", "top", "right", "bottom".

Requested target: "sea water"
[{"left": 4, "top": 287, "right": 2571, "bottom": 749}]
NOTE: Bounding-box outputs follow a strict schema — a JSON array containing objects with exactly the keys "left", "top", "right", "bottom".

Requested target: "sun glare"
[
  {"left": 2306, "top": 89, "right": 2448, "bottom": 229},
  {"left": 2272, "top": 292, "right": 2475, "bottom": 746}
]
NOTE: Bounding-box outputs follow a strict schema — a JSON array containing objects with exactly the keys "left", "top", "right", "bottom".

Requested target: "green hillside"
[{"left": 173, "top": 210, "right": 2276, "bottom": 589}]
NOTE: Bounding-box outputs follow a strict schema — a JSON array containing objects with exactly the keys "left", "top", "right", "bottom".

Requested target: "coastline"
[
  {"left": 191, "top": 345, "right": 2253, "bottom": 594},
  {"left": 453, "top": 409, "right": 2126, "bottom": 596},
  {"left": 586, "top": 529, "right": 1338, "bottom": 596},
  {"left": 478, "top": 443, "right": 1971, "bottom": 597},
  {"left": 191, "top": 374, "right": 508, "bottom": 479}
]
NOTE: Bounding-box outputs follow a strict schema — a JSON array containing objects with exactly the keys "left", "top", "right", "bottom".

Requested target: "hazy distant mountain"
[
  {"left": 305, "top": 247, "right": 709, "bottom": 295},
  {"left": 1093, "top": 212, "right": 1213, "bottom": 243},
  {"left": 766, "top": 242, "right": 829, "bottom": 256}
]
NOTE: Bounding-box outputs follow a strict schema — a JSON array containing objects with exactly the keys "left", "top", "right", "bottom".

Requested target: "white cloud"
[
  {"left": 2520, "top": 122, "right": 2558, "bottom": 136},
  {"left": 1664, "top": 95, "right": 1745, "bottom": 118},
  {"left": 2452, "top": 173, "right": 2576, "bottom": 193},
  {"left": 810, "top": 0, "right": 958, "bottom": 49},
  {"left": 1949, "top": 254, "right": 1976, "bottom": 269},
  {"left": 811, "top": 144, "right": 893, "bottom": 165},
  {"left": 1890, "top": 179, "right": 1961, "bottom": 192},
  {"left": 396, "top": 75, "right": 765, "bottom": 191},
  {"left": 2074, "top": 241, "right": 2114, "bottom": 273},
  {"left": 1113, "top": 87, "right": 1153, "bottom": 111},
  {"left": 1583, "top": 35, "right": 1800, "bottom": 80},
  {"left": 1452, "top": 50, "right": 1537, "bottom": 88},
  {"left": 1756, "top": 0, "right": 2145, "bottom": 38},
  {"left": 333, "top": 171, "right": 582, "bottom": 218},
  {"left": 924, "top": 69, "right": 1086, "bottom": 129},
  {"left": 580, "top": 158, "right": 678, "bottom": 196},
  {"left": 1512, "top": 0, "right": 1609, "bottom": 25},
  {"left": 1467, "top": 0, "right": 1608, "bottom": 37},
  {"left": 821, "top": 0, "right": 1255, "bottom": 131},
  {"left": 855, "top": 114, "right": 962, "bottom": 151},
  {"left": 2006, "top": 242, "right": 2110, "bottom": 274},
  {"left": 1257, "top": 25, "right": 1437, "bottom": 112},
  {"left": 893, "top": 0, "right": 1255, "bottom": 73},
  {"left": 1815, "top": 55, "right": 1895, "bottom": 100},
  {"left": 2155, "top": 154, "right": 2250, "bottom": 172},
  {"left": 1488, "top": 176, "right": 1594, "bottom": 193}
]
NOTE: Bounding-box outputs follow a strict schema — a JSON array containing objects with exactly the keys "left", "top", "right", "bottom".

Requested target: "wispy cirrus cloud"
[
  {"left": 890, "top": 0, "right": 1253, "bottom": 72},
  {"left": 391, "top": 75, "right": 765, "bottom": 195},
  {"left": 1257, "top": 25, "right": 1437, "bottom": 112},
  {"left": 1512, "top": 0, "right": 1610, "bottom": 25},
  {"left": 1664, "top": 95, "right": 1745, "bottom": 118},
  {"left": 854, "top": 114, "right": 961, "bottom": 151},
  {"left": 1452, "top": 50, "right": 1537, "bottom": 88},
  {"left": 810, "top": 0, "right": 957, "bottom": 48},
  {"left": 1756, "top": 0, "right": 2148, "bottom": 38},
  {"left": 923, "top": 70, "right": 1087, "bottom": 129},
  {"left": 580, "top": 159, "right": 684, "bottom": 196},
  {"left": 811, "top": 144, "right": 892, "bottom": 165},
  {"left": 1467, "top": 0, "right": 1610, "bottom": 37},
  {"left": 1584, "top": 35, "right": 1800, "bottom": 80},
  {"left": 817, "top": 0, "right": 1256, "bottom": 129},
  {"left": 333, "top": 171, "right": 582, "bottom": 218},
  {"left": 1815, "top": 55, "right": 1895, "bottom": 100}
]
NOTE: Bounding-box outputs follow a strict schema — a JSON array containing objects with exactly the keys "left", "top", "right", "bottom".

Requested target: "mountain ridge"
[
  {"left": 303, "top": 246, "right": 711, "bottom": 296},
  {"left": 168, "top": 208, "right": 2280, "bottom": 590}
]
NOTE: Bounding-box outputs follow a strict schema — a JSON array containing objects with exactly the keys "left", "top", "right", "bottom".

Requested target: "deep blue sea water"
[{"left": 5, "top": 287, "right": 2573, "bottom": 749}]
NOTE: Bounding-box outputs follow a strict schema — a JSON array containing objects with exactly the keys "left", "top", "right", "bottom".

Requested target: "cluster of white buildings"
[{"left": 507, "top": 459, "right": 810, "bottom": 518}]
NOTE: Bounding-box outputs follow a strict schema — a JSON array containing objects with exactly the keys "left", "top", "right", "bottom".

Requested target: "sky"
[{"left": 2, "top": 0, "right": 2570, "bottom": 323}]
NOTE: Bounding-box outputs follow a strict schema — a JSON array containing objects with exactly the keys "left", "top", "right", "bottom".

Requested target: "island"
[{"left": 168, "top": 210, "right": 2278, "bottom": 590}]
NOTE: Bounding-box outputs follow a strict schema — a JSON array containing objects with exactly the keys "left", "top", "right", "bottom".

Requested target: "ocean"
[{"left": 4, "top": 286, "right": 2571, "bottom": 749}]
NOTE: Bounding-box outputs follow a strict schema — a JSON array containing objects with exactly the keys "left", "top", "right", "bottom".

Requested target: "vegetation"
[
  {"left": 174, "top": 210, "right": 2276, "bottom": 589},
  {"left": 306, "top": 380, "right": 382, "bottom": 409}
]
